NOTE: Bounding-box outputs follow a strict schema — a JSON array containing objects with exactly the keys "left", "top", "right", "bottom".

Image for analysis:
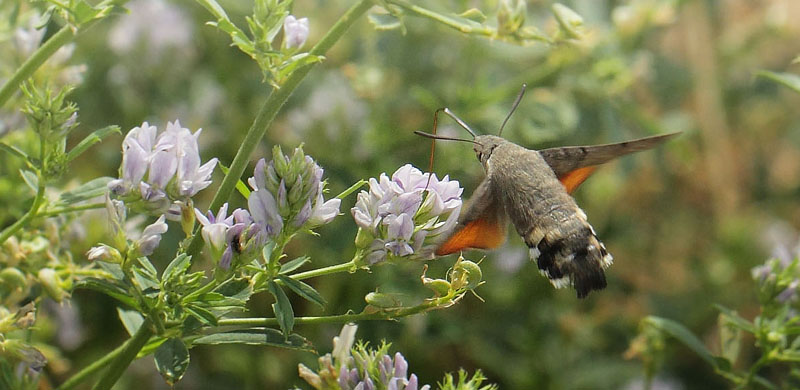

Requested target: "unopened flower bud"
[
  {"left": 298, "top": 363, "right": 322, "bottom": 389},
  {"left": 86, "top": 245, "right": 123, "bottom": 263},
  {"left": 38, "top": 268, "right": 66, "bottom": 302},
  {"left": 0, "top": 267, "right": 27, "bottom": 291},
  {"left": 450, "top": 257, "right": 483, "bottom": 290},
  {"left": 497, "top": 0, "right": 526, "bottom": 35},
  {"left": 284, "top": 15, "right": 309, "bottom": 49},
  {"left": 272, "top": 146, "right": 290, "bottom": 178},
  {"left": 552, "top": 3, "right": 584, "bottom": 39},
  {"left": 1, "top": 339, "right": 47, "bottom": 373}
]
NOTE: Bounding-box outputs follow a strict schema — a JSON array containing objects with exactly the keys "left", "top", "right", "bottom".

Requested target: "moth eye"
[{"left": 476, "top": 152, "right": 483, "bottom": 161}]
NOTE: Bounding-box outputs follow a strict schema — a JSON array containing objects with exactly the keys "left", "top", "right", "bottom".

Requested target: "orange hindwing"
[{"left": 436, "top": 215, "right": 507, "bottom": 255}]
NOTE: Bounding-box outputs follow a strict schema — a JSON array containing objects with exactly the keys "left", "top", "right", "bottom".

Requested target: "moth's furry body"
[
  {"left": 473, "top": 135, "right": 611, "bottom": 298},
  {"left": 420, "top": 89, "right": 678, "bottom": 299}
]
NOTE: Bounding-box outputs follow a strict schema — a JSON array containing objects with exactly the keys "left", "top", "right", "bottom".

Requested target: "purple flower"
[
  {"left": 195, "top": 203, "right": 263, "bottom": 270},
  {"left": 195, "top": 203, "right": 232, "bottom": 254},
  {"left": 248, "top": 187, "right": 283, "bottom": 238},
  {"left": 135, "top": 215, "right": 168, "bottom": 256},
  {"left": 778, "top": 280, "right": 800, "bottom": 303},
  {"left": 283, "top": 15, "right": 309, "bottom": 49},
  {"left": 298, "top": 324, "right": 436, "bottom": 390},
  {"left": 109, "top": 121, "right": 217, "bottom": 219},
  {"left": 86, "top": 245, "right": 122, "bottom": 263},
  {"left": 109, "top": 122, "right": 157, "bottom": 195},
  {"left": 351, "top": 164, "right": 462, "bottom": 265},
  {"left": 247, "top": 146, "right": 340, "bottom": 235}
]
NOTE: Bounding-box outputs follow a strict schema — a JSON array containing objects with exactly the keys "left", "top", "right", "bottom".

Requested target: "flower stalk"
[
  {"left": 186, "top": 0, "right": 374, "bottom": 256},
  {"left": 90, "top": 318, "right": 154, "bottom": 390}
]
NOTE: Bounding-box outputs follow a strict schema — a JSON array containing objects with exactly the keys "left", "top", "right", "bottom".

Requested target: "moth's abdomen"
[
  {"left": 487, "top": 141, "right": 613, "bottom": 298},
  {"left": 525, "top": 210, "right": 613, "bottom": 299}
]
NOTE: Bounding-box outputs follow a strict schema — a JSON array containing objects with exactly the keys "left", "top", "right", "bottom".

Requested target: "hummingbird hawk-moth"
[{"left": 416, "top": 85, "right": 678, "bottom": 298}]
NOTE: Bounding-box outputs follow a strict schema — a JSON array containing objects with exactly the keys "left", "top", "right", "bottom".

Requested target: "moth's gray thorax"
[{"left": 485, "top": 141, "right": 581, "bottom": 240}]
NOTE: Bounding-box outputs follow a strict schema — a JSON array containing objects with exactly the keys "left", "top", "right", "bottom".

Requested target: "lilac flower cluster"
[
  {"left": 351, "top": 164, "right": 462, "bottom": 265},
  {"left": 108, "top": 121, "right": 218, "bottom": 218},
  {"left": 87, "top": 197, "right": 170, "bottom": 261},
  {"left": 194, "top": 146, "right": 339, "bottom": 269},
  {"left": 752, "top": 246, "right": 800, "bottom": 304},
  {"left": 247, "top": 146, "right": 340, "bottom": 236},
  {"left": 338, "top": 352, "right": 428, "bottom": 390},
  {"left": 298, "top": 324, "right": 430, "bottom": 390}
]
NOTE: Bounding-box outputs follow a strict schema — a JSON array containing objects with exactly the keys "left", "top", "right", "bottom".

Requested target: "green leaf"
[
  {"left": 757, "top": 70, "right": 800, "bottom": 94},
  {"left": 645, "top": 316, "right": 717, "bottom": 368},
  {"left": 368, "top": 12, "right": 403, "bottom": 31},
  {"left": 117, "top": 308, "right": 144, "bottom": 336},
  {"left": 261, "top": 241, "right": 277, "bottom": 263},
  {"left": 74, "top": 278, "right": 137, "bottom": 309},
  {"left": 0, "top": 142, "right": 30, "bottom": 161},
  {"left": 162, "top": 254, "right": 191, "bottom": 283},
  {"left": 714, "top": 304, "right": 755, "bottom": 332},
  {"left": 97, "top": 261, "right": 125, "bottom": 280},
  {"left": 20, "top": 169, "right": 38, "bottom": 192},
  {"left": 277, "top": 53, "right": 325, "bottom": 80},
  {"left": 196, "top": 292, "right": 225, "bottom": 302},
  {"left": 267, "top": 281, "right": 294, "bottom": 336},
  {"left": 139, "top": 337, "right": 167, "bottom": 357},
  {"left": 215, "top": 279, "right": 253, "bottom": 301},
  {"left": 58, "top": 177, "right": 113, "bottom": 205},
  {"left": 136, "top": 256, "right": 158, "bottom": 278},
  {"left": 336, "top": 179, "right": 367, "bottom": 199},
  {"left": 458, "top": 8, "right": 486, "bottom": 23},
  {"left": 185, "top": 305, "right": 218, "bottom": 326},
  {"left": 154, "top": 338, "right": 190, "bottom": 386},
  {"left": 717, "top": 312, "right": 742, "bottom": 365},
  {"left": 66, "top": 125, "right": 121, "bottom": 162},
  {"left": 132, "top": 267, "right": 160, "bottom": 298},
  {"left": 195, "top": 0, "right": 230, "bottom": 20},
  {"left": 279, "top": 256, "right": 310, "bottom": 274},
  {"left": 192, "top": 328, "right": 314, "bottom": 352},
  {"left": 218, "top": 163, "right": 249, "bottom": 198},
  {"left": 277, "top": 275, "right": 326, "bottom": 308},
  {"left": 72, "top": 0, "right": 101, "bottom": 24}
]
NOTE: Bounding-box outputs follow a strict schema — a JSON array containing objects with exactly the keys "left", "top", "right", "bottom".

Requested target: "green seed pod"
[
  {"left": 354, "top": 228, "right": 374, "bottom": 249},
  {"left": 38, "top": 268, "right": 65, "bottom": 302},
  {"left": 0, "top": 267, "right": 27, "bottom": 291},
  {"left": 423, "top": 278, "right": 451, "bottom": 297},
  {"left": 364, "top": 292, "right": 400, "bottom": 308},
  {"left": 450, "top": 258, "right": 483, "bottom": 290}
]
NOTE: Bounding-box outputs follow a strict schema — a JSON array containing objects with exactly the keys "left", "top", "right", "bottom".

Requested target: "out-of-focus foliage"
[{"left": 2, "top": 0, "right": 800, "bottom": 388}]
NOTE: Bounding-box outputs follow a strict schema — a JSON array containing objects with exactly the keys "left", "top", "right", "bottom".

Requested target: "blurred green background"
[{"left": 5, "top": 0, "right": 800, "bottom": 388}]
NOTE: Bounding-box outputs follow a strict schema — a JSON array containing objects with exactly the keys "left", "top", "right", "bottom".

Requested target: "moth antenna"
[
  {"left": 419, "top": 107, "right": 479, "bottom": 190},
  {"left": 413, "top": 131, "right": 479, "bottom": 144},
  {"left": 439, "top": 108, "right": 477, "bottom": 138},
  {"left": 498, "top": 83, "right": 527, "bottom": 136}
]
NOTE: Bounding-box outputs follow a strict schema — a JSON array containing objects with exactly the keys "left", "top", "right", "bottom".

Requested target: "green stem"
[
  {"left": 91, "top": 319, "right": 154, "bottom": 390},
  {"left": 186, "top": 0, "right": 374, "bottom": 256},
  {"left": 388, "top": 0, "right": 495, "bottom": 36},
  {"left": 39, "top": 202, "right": 105, "bottom": 217},
  {"left": 0, "top": 26, "right": 74, "bottom": 107},
  {"left": 216, "top": 295, "right": 453, "bottom": 327},
  {"left": 0, "top": 172, "right": 46, "bottom": 244},
  {"left": 56, "top": 340, "right": 127, "bottom": 390},
  {"left": 289, "top": 259, "right": 357, "bottom": 281},
  {"left": 0, "top": 0, "right": 123, "bottom": 108}
]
